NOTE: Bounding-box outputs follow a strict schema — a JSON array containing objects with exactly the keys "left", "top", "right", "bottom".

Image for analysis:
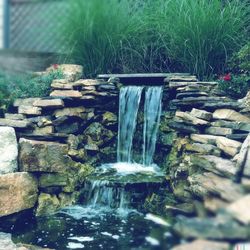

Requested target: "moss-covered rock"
[{"left": 36, "top": 193, "right": 60, "bottom": 216}]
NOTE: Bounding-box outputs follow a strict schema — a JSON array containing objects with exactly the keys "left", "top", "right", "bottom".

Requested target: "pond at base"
[{"left": 6, "top": 206, "right": 177, "bottom": 250}]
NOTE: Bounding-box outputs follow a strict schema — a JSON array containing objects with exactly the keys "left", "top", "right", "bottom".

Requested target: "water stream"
[
  {"left": 117, "top": 86, "right": 143, "bottom": 163},
  {"left": 143, "top": 87, "right": 163, "bottom": 166}
]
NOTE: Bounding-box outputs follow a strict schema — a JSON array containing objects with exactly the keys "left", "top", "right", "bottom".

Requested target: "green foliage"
[
  {"left": 63, "top": 0, "right": 249, "bottom": 79},
  {"left": 0, "top": 70, "right": 63, "bottom": 108},
  {"left": 229, "top": 42, "right": 250, "bottom": 74},
  {"left": 218, "top": 74, "right": 250, "bottom": 99},
  {"left": 63, "top": 0, "right": 143, "bottom": 77}
]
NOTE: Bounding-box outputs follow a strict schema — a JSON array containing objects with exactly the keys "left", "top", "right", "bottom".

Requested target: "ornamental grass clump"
[
  {"left": 63, "top": 0, "right": 250, "bottom": 79},
  {"left": 63, "top": 0, "right": 144, "bottom": 77},
  {"left": 148, "top": 0, "right": 250, "bottom": 79}
]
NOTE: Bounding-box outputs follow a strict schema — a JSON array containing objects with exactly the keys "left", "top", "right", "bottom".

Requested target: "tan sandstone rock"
[
  {"left": 19, "top": 138, "right": 70, "bottom": 173},
  {"left": 0, "top": 172, "right": 38, "bottom": 217},
  {"left": 172, "top": 239, "right": 230, "bottom": 250},
  {"left": 213, "top": 109, "right": 250, "bottom": 123},
  {"left": 226, "top": 195, "right": 250, "bottom": 225}
]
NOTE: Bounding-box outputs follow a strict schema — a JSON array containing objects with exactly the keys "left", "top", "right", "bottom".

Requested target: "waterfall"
[
  {"left": 87, "top": 180, "right": 129, "bottom": 209},
  {"left": 84, "top": 85, "right": 162, "bottom": 212},
  {"left": 117, "top": 85, "right": 163, "bottom": 166},
  {"left": 143, "top": 87, "right": 163, "bottom": 166},
  {"left": 117, "top": 86, "right": 143, "bottom": 163}
]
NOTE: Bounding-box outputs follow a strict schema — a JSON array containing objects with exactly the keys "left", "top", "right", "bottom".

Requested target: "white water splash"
[{"left": 145, "top": 213, "right": 170, "bottom": 227}]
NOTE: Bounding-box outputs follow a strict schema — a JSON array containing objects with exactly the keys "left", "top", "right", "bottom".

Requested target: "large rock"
[
  {"left": 47, "top": 64, "right": 83, "bottom": 82},
  {"left": 36, "top": 193, "right": 60, "bottom": 216},
  {"left": 236, "top": 134, "right": 250, "bottom": 177},
  {"left": 0, "top": 172, "right": 38, "bottom": 217},
  {"left": 226, "top": 195, "right": 250, "bottom": 225},
  {"left": 188, "top": 155, "right": 236, "bottom": 178},
  {"left": 213, "top": 109, "right": 250, "bottom": 123},
  {"left": 19, "top": 138, "right": 71, "bottom": 173},
  {"left": 172, "top": 239, "right": 230, "bottom": 250},
  {"left": 0, "top": 233, "right": 17, "bottom": 250},
  {"left": 188, "top": 172, "right": 244, "bottom": 202},
  {"left": 84, "top": 122, "right": 115, "bottom": 147},
  {"left": 204, "top": 197, "right": 228, "bottom": 213},
  {"left": 173, "top": 215, "right": 248, "bottom": 240},
  {"left": 0, "top": 127, "right": 18, "bottom": 174}
]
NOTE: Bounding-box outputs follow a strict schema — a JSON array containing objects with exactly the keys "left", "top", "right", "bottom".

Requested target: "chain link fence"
[{"left": 8, "top": 0, "right": 70, "bottom": 53}]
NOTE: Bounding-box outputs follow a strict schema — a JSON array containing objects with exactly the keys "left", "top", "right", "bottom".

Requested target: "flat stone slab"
[
  {"left": 190, "top": 134, "right": 242, "bottom": 157},
  {"left": 190, "top": 134, "right": 218, "bottom": 145},
  {"left": 216, "top": 136, "right": 242, "bottom": 157},
  {"left": 211, "top": 120, "right": 250, "bottom": 132},
  {"left": 172, "top": 239, "right": 229, "bottom": 250},
  {"left": 185, "top": 143, "right": 221, "bottom": 156},
  {"left": 50, "top": 90, "right": 83, "bottom": 98},
  {"left": 202, "top": 102, "right": 242, "bottom": 111},
  {"left": 190, "top": 108, "right": 213, "bottom": 121},
  {"left": 33, "top": 99, "right": 64, "bottom": 108},
  {"left": 226, "top": 195, "right": 250, "bottom": 225},
  {"left": 173, "top": 215, "right": 248, "bottom": 240},
  {"left": 18, "top": 106, "right": 42, "bottom": 115},
  {"left": 0, "top": 118, "right": 32, "bottom": 128},
  {"left": 13, "top": 98, "right": 41, "bottom": 107},
  {"left": 0, "top": 172, "right": 38, "bottom": 217},
  {"left": 205, "top": 126, "right": 233, "bottom": 136},
  {"left": 188, "top": 172, "right": 244, "bottom": 202},
  {"left": 213, "top": 109, "right": 250, "bottom": 123},
  {"left": 188, "top": 155, "right": 237, "bottom": 178},
  {"left": 4, "top": 113, "right": 25, "bottom": 120},
  {"left": 176, "top": 111, "right": 209, "bottom": 125}
]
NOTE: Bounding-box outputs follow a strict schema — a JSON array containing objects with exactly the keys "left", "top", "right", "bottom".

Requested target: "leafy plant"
[
  {"left": 218, "top": 73, "right": 250, "bottom": 98},
  {"left": 229, "top": 42, "right": 250, "bottom": 74},
  {"left": 0, "top": 70, "right": 63, "bottom": 109}
]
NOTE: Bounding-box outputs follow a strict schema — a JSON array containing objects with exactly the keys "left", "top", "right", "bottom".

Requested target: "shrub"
[
  {"left": 229, "top": 42, "right": 250, "bottom": 74},
  {"left": 63, "top": 0, "right": 250, "bottom": 79},
  {"left": 0, "top": 70, "right": 63, "bottom": 109},
  {"left": 218, "top": 73, "right": 250, "bottom": 98}
]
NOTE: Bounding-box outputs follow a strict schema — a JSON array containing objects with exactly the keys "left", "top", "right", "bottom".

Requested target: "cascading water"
[
  {"left": 117, "top": 86, "right": 143, "bottom": 163},
  {"left": 85, "top": 85, "right": 163, "bottom": 210},
  {"left": 143, "top": 87, "right": 163, "bottom": 166},
  {"left": 87, "top": 180, "right": 128, "bottom": 209}
]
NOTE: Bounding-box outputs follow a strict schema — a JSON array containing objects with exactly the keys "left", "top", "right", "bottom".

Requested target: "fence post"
[{"left": 3, "top": 0, "right": 9, "bottom": 48}]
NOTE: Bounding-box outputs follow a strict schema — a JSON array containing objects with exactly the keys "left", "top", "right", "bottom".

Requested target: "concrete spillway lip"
[{"left": 97, "top": 73, "right": 190, "bottom": 85}]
